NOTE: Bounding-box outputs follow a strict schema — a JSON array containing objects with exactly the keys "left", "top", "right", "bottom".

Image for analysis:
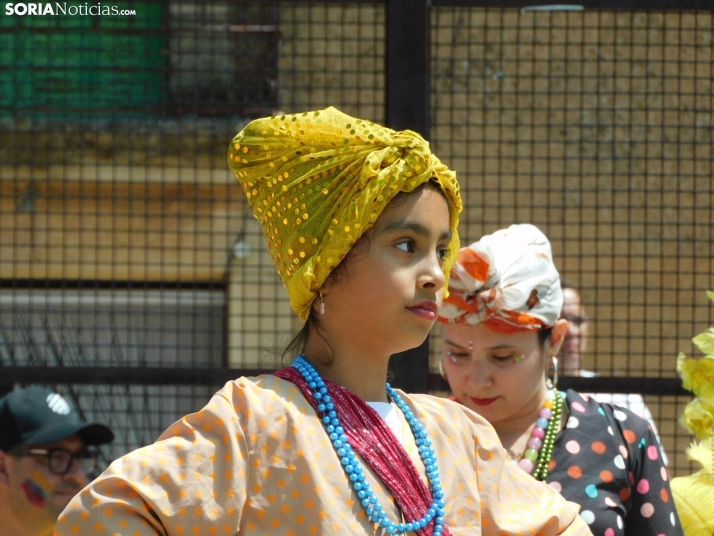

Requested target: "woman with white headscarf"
[{"left": 438, "top": 224, "right": 681, "bottom": 536}]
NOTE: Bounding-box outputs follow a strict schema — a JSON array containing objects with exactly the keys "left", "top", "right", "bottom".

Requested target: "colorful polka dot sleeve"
[
  {"left": 56, "top": 376, "right": 589, "bottom": 535},
  {"left": 546, "top": 390, "right": 683, "bottom": 536}
]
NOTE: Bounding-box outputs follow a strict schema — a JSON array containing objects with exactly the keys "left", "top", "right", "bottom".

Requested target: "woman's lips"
[
  {"left": 407, "top": 301, "right": 438, "bottom": 321},
  {"left": 470, "top": 396, "right": 499, "bottom": 406}
]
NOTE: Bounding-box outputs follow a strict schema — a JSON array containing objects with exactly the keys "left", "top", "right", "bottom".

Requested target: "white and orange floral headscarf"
[{"left": 437, "top": 224, "right": 562, "bottom": 333}]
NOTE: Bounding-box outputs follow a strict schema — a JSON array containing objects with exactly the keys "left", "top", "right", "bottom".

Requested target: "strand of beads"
[
  {"left": 293, "top": 355, "right": 446, "bottom": 535},
  {"left": 517, "top": 389, "right": 562, "bottom": 479},
  {"left": 532, "top": 390, "right": 562, "bottom": 481}
]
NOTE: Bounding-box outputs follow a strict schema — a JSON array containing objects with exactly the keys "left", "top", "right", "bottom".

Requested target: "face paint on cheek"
[
  {"left": 21, "top": 478, "right": 48, "bottom": 508},
  {"left": 22, "top": 470, "right": 55, "bottom": 508},
  {"left": 32, "top": 470, "right": 54, "bottom": 493}
]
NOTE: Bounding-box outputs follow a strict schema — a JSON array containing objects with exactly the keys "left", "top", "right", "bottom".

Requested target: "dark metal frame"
[
  {"left": 4, "top": 366, "right": 688, "bottom": 396},
  {"left": 384, "top": 0, "right": 432, "bottom": 393},
  {"left": 279, "top": 0, "right": 709, "bottom": 7},
  {"left": 431, "top": 0, "right": 711, "bottom": 8}
]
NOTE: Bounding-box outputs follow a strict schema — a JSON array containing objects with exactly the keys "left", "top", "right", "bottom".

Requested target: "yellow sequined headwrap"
[{"left": 228, "top": 107, "right": 462, "bottom": 320}]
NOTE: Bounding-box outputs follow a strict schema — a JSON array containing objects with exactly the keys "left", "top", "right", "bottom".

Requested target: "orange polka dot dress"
[
  {"left": 546, "top": 390, "right": 683, "bottom": 536},
  {"left": 55, "top": 376, "right": 590, "bottom": 535}
]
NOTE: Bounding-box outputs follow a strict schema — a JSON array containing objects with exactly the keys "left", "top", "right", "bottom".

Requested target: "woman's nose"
[{"left": 418, "top": 252, "right": 445, "bottom": 292}]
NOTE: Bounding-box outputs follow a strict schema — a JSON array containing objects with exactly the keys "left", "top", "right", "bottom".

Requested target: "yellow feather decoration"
[{"left": 671, "top": 293, "right": 714, "bottom": 536}]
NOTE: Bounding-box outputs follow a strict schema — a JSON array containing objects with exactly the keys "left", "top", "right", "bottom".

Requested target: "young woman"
[
  {"left": 56, "top": 109, "right": 588, "bottom": 535},
  {"left": 438, "top": 223, "right": 682, "bottom": 536}
]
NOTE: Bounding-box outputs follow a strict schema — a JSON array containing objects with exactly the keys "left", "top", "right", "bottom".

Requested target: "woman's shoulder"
[
  {"left": 564, "top": 389, "right": 653, "bottom": 435},
  {"left": 560, "top": 389, "right": 667, "bottom": 467},
  {"left": 399, "top": 391, "right": 478, "bottom": 416},
  {"left": 223, "top": 372, "right": 297, "bottom": 393},
  {"left": 396, "top": 391, "right": 499, "bottom": 436},
  {"left": 150, "top": 374, "right": 315, "bottom": 444},
  {"left": 216, "top": 373, "right": 310, "bottom": 408}
]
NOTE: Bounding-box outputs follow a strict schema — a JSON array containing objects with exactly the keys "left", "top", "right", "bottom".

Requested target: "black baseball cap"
[{"left": 0, "top": 387, "right": 114, "bottom": 451}]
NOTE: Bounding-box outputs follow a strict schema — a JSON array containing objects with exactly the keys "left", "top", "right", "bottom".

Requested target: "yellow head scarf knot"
[{"left": 228, "top": 106, "right": 462, "bottom": 320}]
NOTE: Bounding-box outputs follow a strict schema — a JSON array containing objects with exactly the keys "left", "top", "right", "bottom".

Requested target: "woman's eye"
[
  {"left": 437, "top": 247, "right": 448, "bottom": 262},
  {"left": 448, "top": 352, "right": 470, "bottom": 361},
  {"left": 492, "top": 354, "right": 515, "bottom": 362},
  {"left": 395, "top": 240, "right": 415, "bottom": 253}
]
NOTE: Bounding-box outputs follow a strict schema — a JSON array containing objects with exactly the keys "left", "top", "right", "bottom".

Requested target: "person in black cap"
[{"left": 0, "top": 387, "right": 113, "bottom": 536}]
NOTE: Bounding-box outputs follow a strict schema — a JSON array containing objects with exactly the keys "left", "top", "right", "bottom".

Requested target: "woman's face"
[
  {"left": 441, "top": 322, "right": 550, "bottom": 427},
  {"left": 320, "top": 186, "right": 452, "bottom": 357}
]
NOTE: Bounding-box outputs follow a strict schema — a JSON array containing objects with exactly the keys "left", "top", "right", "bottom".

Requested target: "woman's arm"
[
  {"left": 55, "top": 391, "right": 248, "bottom": 535},
  {"left": 623, "top": 423, "right": 683, "bottom": 536},
  {"left": 453, "top": 404, "right": 592, "bottom": 536},
  {"left": 478, "top": 448, "right": 592, "bottom": 535}
]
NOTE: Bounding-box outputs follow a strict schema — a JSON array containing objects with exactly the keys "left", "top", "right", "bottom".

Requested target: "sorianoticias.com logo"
[{"left": 4, "top": 3, "right": 136, "bottom": 15}]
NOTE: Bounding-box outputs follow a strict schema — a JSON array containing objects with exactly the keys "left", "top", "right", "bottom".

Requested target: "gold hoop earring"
[{"left": 439, "top": 355, "right": 447, "bottom": 379}]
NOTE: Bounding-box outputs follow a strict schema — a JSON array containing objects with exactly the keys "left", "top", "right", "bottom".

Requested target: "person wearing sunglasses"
[{"left": 0, "top": 387, "right": 113, "bottom": 536}]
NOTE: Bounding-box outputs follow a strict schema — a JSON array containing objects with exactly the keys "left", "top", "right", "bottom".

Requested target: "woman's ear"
[
  {"left": 547, "top": 319, "right": 568, "bottom": 356},
  {"left": 312, "top": 292, "right": 325, "bottom": 316}
]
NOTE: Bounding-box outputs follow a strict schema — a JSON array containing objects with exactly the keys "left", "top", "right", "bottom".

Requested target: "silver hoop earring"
[
  {"left": 318, "top": 292, "right": 325, "bottom": 315},
  {"left": 439, "top": 355, "right": 447, "bottom": 379},
  {"left": 547, "top": 356, "right": 559, "bottom": 389}
]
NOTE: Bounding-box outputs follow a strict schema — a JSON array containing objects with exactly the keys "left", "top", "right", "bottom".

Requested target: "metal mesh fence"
[
  {"left": 279, "top": 3, "right": 385, "bottom": 121},
  {"left": 0, "top": 0, "right": 274, "bottom": 464},
  {"left": 1, "top": 1, "right": 711, "bottom": 478},
  {"left": 24, "top": 383, "right": 220, "bottom": 465},
  {"left": 428, "top": 7, "right": 713, "bottom": 475},
  {"left": 228, "top": 2, "right": 385, "bottom": 372}
]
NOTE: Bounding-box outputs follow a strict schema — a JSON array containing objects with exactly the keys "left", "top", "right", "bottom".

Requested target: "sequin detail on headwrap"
[
  {"left": 228, "top": 107, "right": 462, "bottom": 320},
  {"left": 437, "top": 224, "right": 562, "bottom": 333}
]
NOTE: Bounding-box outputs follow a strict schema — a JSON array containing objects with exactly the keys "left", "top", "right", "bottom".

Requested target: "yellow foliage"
[{"left": 677, "top": 291, "right": 714, "bottom": 439}]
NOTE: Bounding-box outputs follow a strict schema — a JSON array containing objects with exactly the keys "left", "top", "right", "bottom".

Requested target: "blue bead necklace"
[{"left": 292, "top": 355, "right": 446, "bottom": 535}]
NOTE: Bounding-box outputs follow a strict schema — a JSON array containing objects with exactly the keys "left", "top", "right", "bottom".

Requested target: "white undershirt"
[{"left": 366, "top": 401, "right": 403, "bottom": 444}]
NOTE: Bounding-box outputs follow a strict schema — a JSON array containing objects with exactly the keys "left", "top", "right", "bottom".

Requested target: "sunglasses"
[{"left": 561, "top": 314, "right": 588, "bottom": 326}]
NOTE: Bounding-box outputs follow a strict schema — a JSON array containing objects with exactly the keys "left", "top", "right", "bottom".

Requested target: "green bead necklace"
[{"left": 532, "top": 390, "right": 563, "bottom": 481}]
